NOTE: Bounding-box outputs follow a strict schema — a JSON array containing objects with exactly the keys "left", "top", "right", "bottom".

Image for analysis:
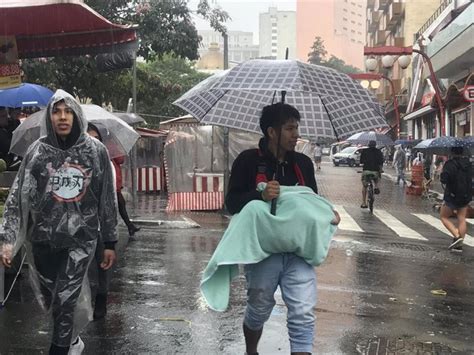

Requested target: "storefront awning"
[
  {"left": 0, "top": 0, "right": 138, "bottom": 58},
  {"left": 403, "top": 105, "right": 436, "bottom": 121},
  {"left": 136, "top": 127, "right": 168, "bottom": 138}
]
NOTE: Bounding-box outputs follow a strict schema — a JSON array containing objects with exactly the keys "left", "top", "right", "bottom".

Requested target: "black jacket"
[
  {"left": 360, "top": 147, "right": 384, "bottom": 171},
  {"left": 225, "top": 138, "right": 318, "bottom": 214},
  {"left": 440, "top": 156, "right": 472, "bottom": 205}
]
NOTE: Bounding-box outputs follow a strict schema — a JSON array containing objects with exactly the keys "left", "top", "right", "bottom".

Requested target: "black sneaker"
[
  {"left": 374, "top": 188, "right": 380, "bottom": 194},
  {"left": 448, "top": 237, "right": 463, "bottom": 250},
  {"left": 360, "top": 204, "right": 368, "bottom": 209},
  {"left": 452, "top": 244, "right": 463, "bottom": 252},
  {"left": 128, "top": 224, "right": 141, "bottom": 237}
]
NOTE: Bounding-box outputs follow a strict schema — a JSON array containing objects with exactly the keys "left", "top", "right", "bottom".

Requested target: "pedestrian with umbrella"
[
  {"left": 174, "top": 59, "right": 389, "bottom": 214},
  {"left": 0, "top": 90, "right": 118, "bottom": 354},
  {"left": 225, "top": 102, "right": 340, "bottom": 355}
]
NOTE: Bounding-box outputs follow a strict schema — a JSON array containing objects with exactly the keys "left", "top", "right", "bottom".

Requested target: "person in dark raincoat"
[{"left": 0, "top": 90, "right": 118, "bottom": 355}]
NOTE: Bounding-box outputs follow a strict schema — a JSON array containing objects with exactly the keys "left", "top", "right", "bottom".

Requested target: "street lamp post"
[
  {"left": 364, "top": 46, "right": 446, "bottom": 136},
  {"left": 348, "top": 72, "right": 400, "bottom": 139}
]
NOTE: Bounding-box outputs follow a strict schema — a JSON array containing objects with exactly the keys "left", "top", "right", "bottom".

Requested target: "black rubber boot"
[
  {"left": 128, "top": 224, "right": 141, "bottom": 237},
  {"left": 49, "top": 344, "right": 70, "bottom": 355},
  {"left": 93, "top": 293, "right": 107, "bottom": 320}
]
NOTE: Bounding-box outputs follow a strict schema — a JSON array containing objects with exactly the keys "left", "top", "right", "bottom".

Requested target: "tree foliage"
[
  {"left": 307, "top": 36, "right": 327, "bottom": 65},
  {"left": 307, "top": 36, "right": 360, "bottom": 74},
  {"left": 20, "top": 0, "right": 227, "bottom": 121}
]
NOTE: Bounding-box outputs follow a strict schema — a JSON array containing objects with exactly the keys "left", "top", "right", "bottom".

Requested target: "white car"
[{"left": 332, "top": 146, "right": 366, "bottom": 167}]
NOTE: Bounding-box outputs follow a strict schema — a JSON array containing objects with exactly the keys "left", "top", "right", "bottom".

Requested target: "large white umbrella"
[{"left": 10, "top": 104, "right": 140, "bottom": 158}]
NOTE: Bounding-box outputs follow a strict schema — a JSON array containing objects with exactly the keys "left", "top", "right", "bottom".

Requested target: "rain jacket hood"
[
  {"left": 41, "top": 89, "right": 87, "bottom": 150},
  {"left": 1, "top": 89, "right": 118, "bottom": 254}
]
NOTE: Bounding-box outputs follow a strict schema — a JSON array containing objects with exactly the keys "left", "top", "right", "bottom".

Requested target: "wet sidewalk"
[{"left": 381, "top": 164, "right": 444, "bottom": 202}]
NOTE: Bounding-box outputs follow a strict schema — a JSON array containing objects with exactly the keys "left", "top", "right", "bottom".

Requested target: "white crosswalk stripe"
[
  {"left": 333, "top": 205, "right": 363, "bottom": 232},
  {"left": 412, "top": 213, "right": 474, "bottom": 247},
  {"left": 373, "top": 210, "right": 427, "bottom": 241},
  {"left": 334, "top": 206, "right": 474, "bottom": 247}
]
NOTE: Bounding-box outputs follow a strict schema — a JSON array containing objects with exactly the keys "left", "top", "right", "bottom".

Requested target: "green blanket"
[{"left": 200, "top": 185, "right": 337, "bottom": 311}]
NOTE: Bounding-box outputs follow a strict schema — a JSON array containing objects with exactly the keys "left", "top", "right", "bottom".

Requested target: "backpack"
[{"left": 443, "top": 159, "right": 472, "bottom": 206}]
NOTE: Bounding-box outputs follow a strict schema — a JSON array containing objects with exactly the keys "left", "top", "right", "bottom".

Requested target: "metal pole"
[
  {"left": 223, "top": 127, "right": 229, "bottom": 209},
  {"left": 131, "top": 51, "right": 138, "bottom": 211},
  {"left": 382, "top": 75, "right": 400, "bottom": 139},
  {"left": 363, "top": 46, "right": 445, "bottom": 136},
  {"left": 223, "top": 32, "right": 229, "bottom": 211},
  {"left": 223, "top": 33, "right": 229, "bottom": 70},
  {"left": 412, "top": 48, "right": 446, "bottom": 136}
]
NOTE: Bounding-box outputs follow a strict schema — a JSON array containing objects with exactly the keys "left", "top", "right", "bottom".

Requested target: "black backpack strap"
[{"left": 256, "top": 149, "right": 268, "bottom": 185}]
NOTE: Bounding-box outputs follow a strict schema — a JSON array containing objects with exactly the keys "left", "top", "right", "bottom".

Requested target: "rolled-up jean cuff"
[{"left": 291, "top": 344, "right": 313, "bottom": 353}]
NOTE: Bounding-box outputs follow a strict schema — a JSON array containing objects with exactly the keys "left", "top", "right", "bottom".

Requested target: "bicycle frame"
[{"left": 367, "top": 178, "right": 375, "bottom": 213}]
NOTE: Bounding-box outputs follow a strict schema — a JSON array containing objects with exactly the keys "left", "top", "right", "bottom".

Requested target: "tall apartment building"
[
  {"left": 259, "top": 7, "right": 297, "bottom": 60},
  {"left": 365, "top": 0, "right": 439, "bottom": 137},
  {"left": 198, "top": 30, "right": 259, "bottom": 65},
  {"left": 296, "top": 0, "right": 366, "bottom": 68}
]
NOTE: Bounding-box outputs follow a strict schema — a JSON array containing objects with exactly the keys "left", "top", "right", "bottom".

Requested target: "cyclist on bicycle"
[{"left": 360, "top": 140, "right": 384, "bottom": 208}]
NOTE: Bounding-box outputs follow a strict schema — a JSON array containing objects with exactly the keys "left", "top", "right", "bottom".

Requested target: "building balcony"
[
  {"left": 377, "top": 0, "right": 389, "bottom": 11},
  {"left": 427, "top": 2, "right": 473, "bottom": 78},
  {"left": 375, "top": 30, "right": 387, "bottom": 45},
  {"left": 387, "top": 2, "right": 404, "bottom": 29},
  {"left": 394, "top": 36, "right": 404, "bottom": 47},
  {"left": 368, "top": 11, "right": 381, "bottom": 32}
]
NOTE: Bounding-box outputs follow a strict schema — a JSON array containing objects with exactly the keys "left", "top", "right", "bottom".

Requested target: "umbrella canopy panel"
[
  {"left": 346, "top": 131, "right": 394, "bottom": 146},
  {"left": 174, "top": 59, "right": 388, "bottom": 140},
  {"left": 0, "top": 0, "right": 138, "bottom": 58},
  {"left": 0, "top": 83, "right": 53, "bottom": 107},
  {"left": 413, "top": 136, "right": 474, "bottom": 155},
  {"left": 114, "top": 112, "right": 146, "bottom": 125}
]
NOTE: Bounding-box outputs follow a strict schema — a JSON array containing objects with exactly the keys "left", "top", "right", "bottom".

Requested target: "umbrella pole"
[
  {"left": 270, "top": 91, "right": 286, "bottom": 216},
  {"left": 270, "top": 130, "right": 281, "bottom": 216},
  {"left": 319, "top": 96, "right": 339, "bottom": 141}
]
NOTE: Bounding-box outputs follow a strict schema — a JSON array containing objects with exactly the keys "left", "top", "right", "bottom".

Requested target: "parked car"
[
  {"left": 322, "top": 147, "right": 330, "bottom": 155},
  {"left": 332, "top": 146, "right": 366, "bottom": 167}
]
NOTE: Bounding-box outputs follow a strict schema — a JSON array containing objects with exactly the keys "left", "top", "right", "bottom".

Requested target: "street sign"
[{"left": 464, "top": 86, "right": 474, "bottom": 102}]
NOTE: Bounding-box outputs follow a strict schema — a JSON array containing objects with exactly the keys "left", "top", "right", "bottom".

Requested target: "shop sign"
[
  {"left": 421, "top": 92, "right": 434, "bottom": 106},
  {"left": 0, "top": 36, "right": 21, "bottom": 89},
  {"left": 463, "top": 86, "right": 474, "bottom": 102}
]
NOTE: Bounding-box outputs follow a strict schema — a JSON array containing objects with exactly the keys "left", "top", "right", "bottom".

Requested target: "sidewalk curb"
[{"left": 131, "top": 217, "right": 201, "bottom": 229}]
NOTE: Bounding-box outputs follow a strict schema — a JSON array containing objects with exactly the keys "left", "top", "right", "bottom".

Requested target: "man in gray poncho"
[{"left": 1, "top": 90, "right": 118, "bottom": 355}]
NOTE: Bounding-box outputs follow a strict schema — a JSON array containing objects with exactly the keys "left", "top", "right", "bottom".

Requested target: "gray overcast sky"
[{"left": 188, "top": 0, "right": 296, "bottom": 44}]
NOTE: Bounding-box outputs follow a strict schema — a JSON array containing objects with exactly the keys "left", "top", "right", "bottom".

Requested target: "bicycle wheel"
[{"left": 368, "top": 183, "right": 374, "bottom": 213}]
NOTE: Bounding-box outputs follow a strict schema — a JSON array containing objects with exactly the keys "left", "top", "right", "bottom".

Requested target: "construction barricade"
[{"left": 406, "top": 163, "right": 423, "bottom": 195}]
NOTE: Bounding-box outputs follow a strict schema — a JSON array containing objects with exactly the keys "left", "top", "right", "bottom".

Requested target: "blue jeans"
[{"left": 244, "top": 253, "right": 317, "bottom": 353}]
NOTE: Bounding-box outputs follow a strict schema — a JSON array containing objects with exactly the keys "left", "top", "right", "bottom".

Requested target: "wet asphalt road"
[{"left": 1, "top": 158, "right": 474, "bottom": 354}]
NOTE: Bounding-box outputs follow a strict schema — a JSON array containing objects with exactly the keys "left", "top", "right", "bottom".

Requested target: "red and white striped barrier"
[
  {"left": 137, "top": 166, "right": 163, "bottom": 193},
  {"left": 166, "top": 192, "right": 224, "bottom": 211},
  {"left": 193, "top": 173, "right": 224, "bottom": 192}
]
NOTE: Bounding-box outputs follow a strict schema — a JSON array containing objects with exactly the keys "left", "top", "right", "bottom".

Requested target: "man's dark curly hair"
[{"left": 259, "top": 102, "right": 300, "bottom": 138}]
